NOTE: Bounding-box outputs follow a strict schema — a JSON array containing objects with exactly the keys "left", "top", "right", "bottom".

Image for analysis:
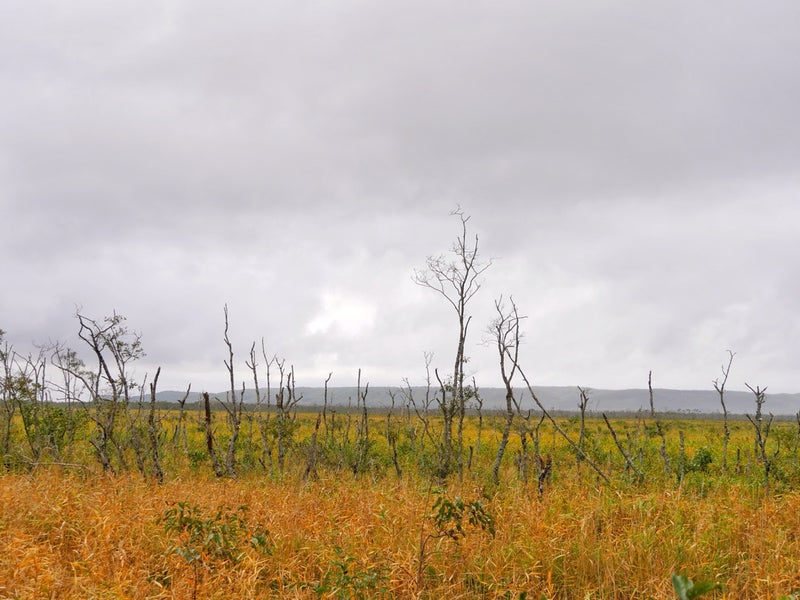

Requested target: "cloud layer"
[{"left": 2, "top": 1, "right": 799, "bottom": 393}]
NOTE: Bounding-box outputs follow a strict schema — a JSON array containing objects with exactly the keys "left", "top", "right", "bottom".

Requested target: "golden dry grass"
[{"left": 2, "top": 465, "right": 800, "bottom": 599}]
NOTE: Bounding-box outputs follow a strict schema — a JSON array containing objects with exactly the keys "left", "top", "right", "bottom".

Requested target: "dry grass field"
[{"left": 2, "top": 413, "right": 800, "bottom": 599}]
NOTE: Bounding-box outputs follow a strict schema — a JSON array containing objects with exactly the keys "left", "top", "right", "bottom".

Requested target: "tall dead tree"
[
  {"left": 713, "top": 351, "right": 735, "bottom": 471},
  {"left": 413, "top": 207, "right": 491, "bottom": 480}
]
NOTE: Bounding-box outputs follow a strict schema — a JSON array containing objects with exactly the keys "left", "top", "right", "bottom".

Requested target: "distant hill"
[{"left": 155, "top": 385, "right": 800, "bottom": 416}]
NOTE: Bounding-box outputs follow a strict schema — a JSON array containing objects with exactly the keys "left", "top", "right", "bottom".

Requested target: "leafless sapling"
[
  {"left": 527, "top": 409, "right": 547, "bottom": 485},
  {"left": 259, "top": 341, "right": 276, "bottom": 472},
  {"left": 794, "top": 411, "right": 800, "bottom": 460},
  {"left": 219, "top": 305, "right": 246, "bottom": 478},
  {"left": 148, "top": 366, "right": 164, "bottom": 483},
  {"left": 126, "top": 379, "right": 149, "bottom": 478},
  {"left": 577, "top": 386, "right": 590, "bottom": 465},
  {"left": 321, "top": 371, "right": 332, "bottom": 442},
  {"left": 471, "top": 376, "right": 484, "bottom": 457},
  {"left": 352, "top": 368, "right": 371, "bottom": 477},
  {"left": 386, "top": 390, "right": 403, "bottom": 480},
  {"left": 303, "top": 412, "right": 322, "bottom": 481},
  {"left": 713, "top": 351, "right": 735, "bottom": 471},
  {"left": 171, "top": 383, "right": 191, "bottom": 451},
  {"left": 745, "top": 383, "right": 773, "bottom": 493},
  {"left": 402, "top": 352, "right": 438, "bottom": 458},
  {"left": 203, "top": 391, "right": 225, "bottom": 477},
  {"left": 602, "top": 413, "right": 645, "bottom": 483},
  {"left": 244, "top": 342, "right": 261, "bottom": 461},
  {"left": 648, "top": 371, "right": 670, "bottom": 474},
  {"left": 489, "top": 296, "right": 523, "bottom": 486},
  {"left": 273, "top": 358, "right": 302, "bottom": 472}
]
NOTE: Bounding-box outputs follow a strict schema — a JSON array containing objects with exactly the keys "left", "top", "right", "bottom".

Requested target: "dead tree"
[
  {"left": 510, "top": 353, "right": 610, "bottom": 485},
  {"left": 386, "top": 390, "right": 403, "bottom": 480},
  {"left": 490, "top": 296, "right": 523, "bottom": 485},
  {"left": 10, "top": 348, "right": 47, "bottom": 464},
  {"left": 794, "top": 411, "right": 800, "bottom": 461},
  {"left": 148, "top": 367, "right": 164, "bottom": 484},
  {"left": 402, "top": 352, "right": 438, "bottom": 460},
  {"left": 273, "top": 359, "right": 302, "bottom": 472},
  {"left": 352, "top": 369, "right": 371, "bottom": 477},
  {"left": 603, "top": 414, "right": 645, "bottom": 483},
  {"left": 322, "top": 372, "right": 333, "bottom": 443},
  {"left": 4, "top": 339, "right": 82, "bottom": 470},
  {"left": 472, "top": 376, "right": 484, "bottom": 458},
  {"left": 46, "top": 343, "right": 83, "bottom": 462},
  {"left": 745, "top": 383, "right": 772, "bottom": 493},
  {"left": 171, "top": 383, "right": 191, "bottom": 451},
  {"left": 244, "top": 342, "right": 261, "bottom": 462},
  {"left": 713, "top": 351, "right": 735, "bottom": 471},
  {"left": 414, "top": 207, "right": 491, "bottom": 479},
  {"left": 648, "top": 371, "right": 670, "bottom": 474},
  {"left": 203, "top": 391, "right": 225, "bottom": 477},
  {"left": 259, "top": 342, "right": 276, "bottom": 472},
  {"left": 219, "top": 305, "right": 246, "bottom": 477},
  {"left": 1, "top": 342, "right": 50, "bottom": 466},
  {"left": 403, "top": 383, "right": 435, "bottom": 463},
  {"left": 126, "top": 382, "right": 148, "bottom": 478},
  {"left": 529, "top": 409, "right": 547, "bottom": 484},
  {"left": 0, "top": 332, "right": 19, "bottom": 468},
  {"left": 52, "top": 311, "right": 144, "bottom": 474},
  {"left": 577, "top": 386, "right": 590, "bottom": 464},
  {"left": 303, "top": 413, "right": 322, "bottom": 481},
  {"left": 537, "top": 454, "right": 552, "bottom": 496},
  {"left": 511, "top": 400, "right": 540, "bottom": 485}
]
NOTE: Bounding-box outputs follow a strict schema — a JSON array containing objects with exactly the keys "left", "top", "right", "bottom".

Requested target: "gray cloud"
[{"left": 2, "top": 1, "right": 798, "bottom": 394}]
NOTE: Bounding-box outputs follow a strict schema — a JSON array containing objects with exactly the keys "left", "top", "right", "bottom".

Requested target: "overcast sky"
[{"left": 2, "top": 1, "right": 799, "bottom": 395}]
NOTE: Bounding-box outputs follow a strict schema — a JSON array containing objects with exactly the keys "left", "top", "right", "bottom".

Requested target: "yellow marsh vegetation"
[{"left": 3, "top": 413, "right": 800, "bottom": 599}]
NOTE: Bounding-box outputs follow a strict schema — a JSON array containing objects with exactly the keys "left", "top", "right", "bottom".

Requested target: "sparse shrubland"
[{"left": 3, "top": 400, "right": 800, "bottom": 598}]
